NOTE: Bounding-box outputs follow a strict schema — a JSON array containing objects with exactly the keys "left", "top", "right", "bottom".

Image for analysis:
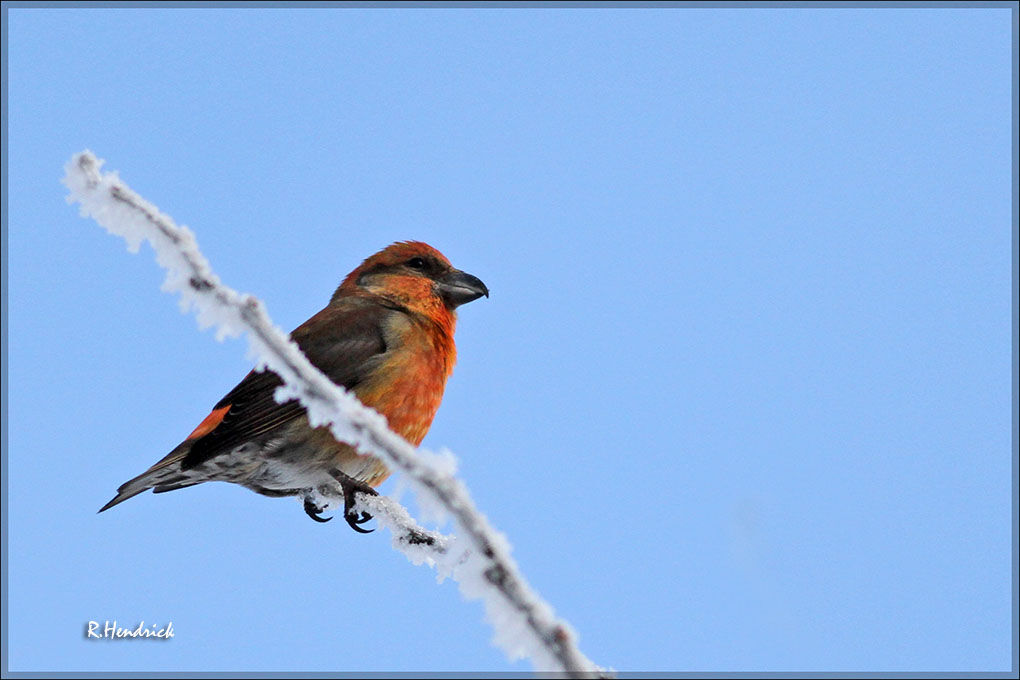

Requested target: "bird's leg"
[{"left": 329, "top": 468, "right": 379, "bottom": 533}]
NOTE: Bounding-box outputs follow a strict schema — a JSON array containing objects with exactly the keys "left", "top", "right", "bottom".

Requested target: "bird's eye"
[{"left": 406, "top": 257, "right": 427, "bottom": 270}]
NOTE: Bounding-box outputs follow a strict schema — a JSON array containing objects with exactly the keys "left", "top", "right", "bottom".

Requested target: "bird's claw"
[
  {"left": 303, "top": 498, "right": 332, "bottom": 523},
  {"left": 331, "top": 468, "right": 379, "bottom": 534},
  {"left": 348, "top": 510, "right": 373, "bottom": 525},
  {"left": 345, "top": 511, "right": 375, "bottom": 533}
]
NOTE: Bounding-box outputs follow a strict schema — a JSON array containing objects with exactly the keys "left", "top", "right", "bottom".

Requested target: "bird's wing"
[{"left": 177, "top": 297, "right": 392, "bottom": 470}]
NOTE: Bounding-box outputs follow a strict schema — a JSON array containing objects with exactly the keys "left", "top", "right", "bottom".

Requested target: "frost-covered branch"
[{"left": 64, "top": 151, "right": 607, "bottom": 677}]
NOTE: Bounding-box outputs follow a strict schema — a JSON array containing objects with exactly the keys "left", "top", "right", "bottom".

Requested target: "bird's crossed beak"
[{"left": 438, "top": 270, "right": 489, "bottom": 309}]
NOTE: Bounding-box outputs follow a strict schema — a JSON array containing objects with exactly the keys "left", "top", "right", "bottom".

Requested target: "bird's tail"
[{"left": 98, "top": 443, "right": 198, "bottom": 513}]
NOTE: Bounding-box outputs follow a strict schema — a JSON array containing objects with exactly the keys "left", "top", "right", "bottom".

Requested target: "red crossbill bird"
[{"left": 99, "top": 241, "right": 488, "bottom": 532}]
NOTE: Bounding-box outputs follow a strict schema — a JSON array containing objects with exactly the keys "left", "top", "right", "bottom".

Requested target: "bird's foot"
[
  {"left": 329, "top": 468, "right": 379, "bottom": 533},
  {"left": 303, "top": 497, "right": 332, "bottom": 523}
]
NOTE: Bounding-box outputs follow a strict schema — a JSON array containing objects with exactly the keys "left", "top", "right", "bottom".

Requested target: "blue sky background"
[{"left": 5, "top": 5, "right": 1015, "bottom": 675}]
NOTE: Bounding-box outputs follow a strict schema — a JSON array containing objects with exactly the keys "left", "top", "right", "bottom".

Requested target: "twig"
[{"left": 64, "top": 151, "right": 608, "bottom": 677}]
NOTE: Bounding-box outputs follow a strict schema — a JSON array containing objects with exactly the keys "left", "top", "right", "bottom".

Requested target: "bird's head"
[{"left": 333, "top": 241, "right": 489, "bottom": 316}]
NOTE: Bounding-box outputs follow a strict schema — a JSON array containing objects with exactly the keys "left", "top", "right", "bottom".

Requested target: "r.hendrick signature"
[{"left": 86, "top": 620, "right": 174, "bottom": 640}]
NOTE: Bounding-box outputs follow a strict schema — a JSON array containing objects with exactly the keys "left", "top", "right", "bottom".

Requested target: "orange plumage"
[{"left": 99, "top": 241, "right": 488, "bottom": 531}]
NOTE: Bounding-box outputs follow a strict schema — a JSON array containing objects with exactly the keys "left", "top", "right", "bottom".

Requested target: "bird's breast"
[{"left": 355, "top": 316, "right": 456, "bottom": 447}]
